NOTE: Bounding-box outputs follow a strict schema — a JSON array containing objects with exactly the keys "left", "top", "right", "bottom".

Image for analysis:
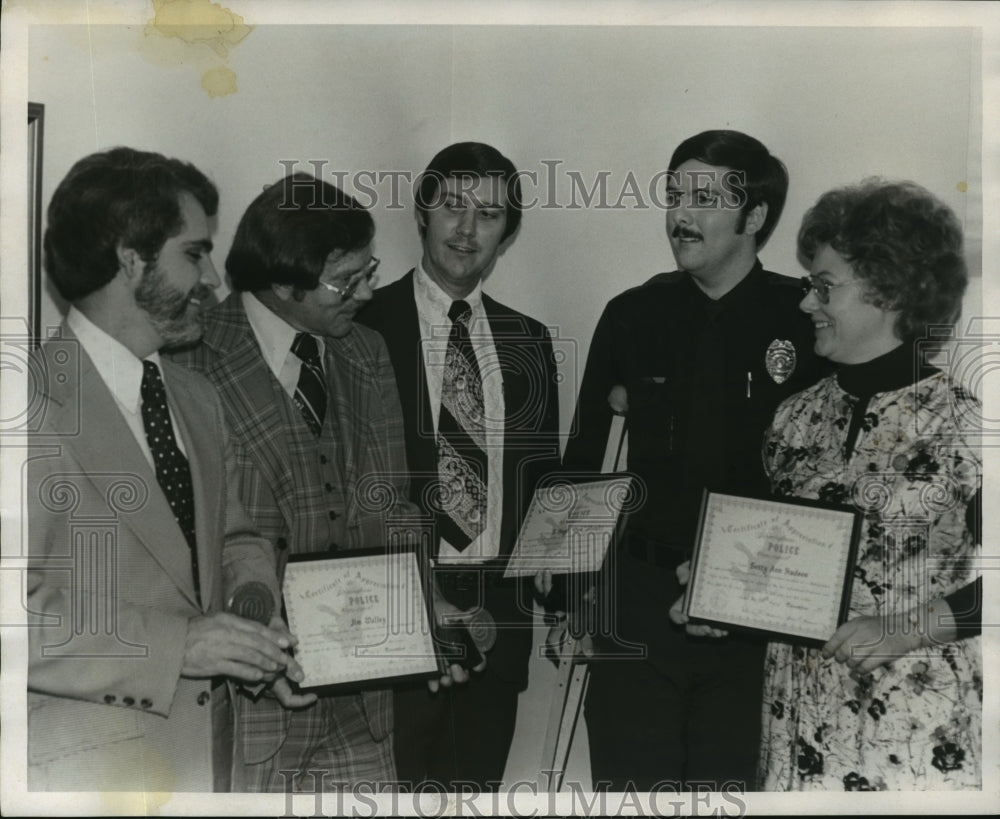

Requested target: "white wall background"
[{"left": 12, "top": 8, "right": 993, "bottom": 810}]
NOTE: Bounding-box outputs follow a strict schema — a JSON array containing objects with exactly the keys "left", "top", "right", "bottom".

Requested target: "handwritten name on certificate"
[
  {"left": 687, "top": 493, "right": 859, "bottom": 644},
  {"left": 283, "top": 551, "right": 438, "bottom": 688}
]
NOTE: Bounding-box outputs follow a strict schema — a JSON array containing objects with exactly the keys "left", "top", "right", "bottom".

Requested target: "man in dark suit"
[
  {"left": 26, "top": 147, "right": 299, "bottom": 792},
  {"left": 358, "top": 142, "right": 561, "bottom": 790},
  {"left": 174, "top": 173, "right": 419, "bottom": 792},
  {"left": 560, "top": 131, "right": 828, "bottom": 791}
]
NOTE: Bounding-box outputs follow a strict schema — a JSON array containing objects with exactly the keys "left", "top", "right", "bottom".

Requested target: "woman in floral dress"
[{"left": 758, "top": 179, "right": 982, "bottom": 790}]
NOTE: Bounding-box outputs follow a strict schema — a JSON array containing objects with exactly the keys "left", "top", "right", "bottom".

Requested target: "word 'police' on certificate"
[
  {"left": 283, "top": 550, "right": 441, "bottom": 689},
  {"left": 685, "top": 492, "right": 861, "bottom": 645},
  {"left": 504, "top": 476, "right": 633, "bottom": 578}
]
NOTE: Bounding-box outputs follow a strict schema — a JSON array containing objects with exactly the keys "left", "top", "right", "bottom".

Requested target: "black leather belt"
[
  {"left": 624, "top": 530, "right": 686, "bottom": 570},
  {"left": 434, "top": 561, "right": 512, "bottom": 610}
]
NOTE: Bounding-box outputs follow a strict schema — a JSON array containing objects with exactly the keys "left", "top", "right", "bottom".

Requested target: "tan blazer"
[{"left": 26, "top": 326, "right": 280, "bottom": 791}]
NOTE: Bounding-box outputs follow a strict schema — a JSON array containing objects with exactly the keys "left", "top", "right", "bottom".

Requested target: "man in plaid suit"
[{"left": 174, "top": 173, "right": 417, "bottom": 792}]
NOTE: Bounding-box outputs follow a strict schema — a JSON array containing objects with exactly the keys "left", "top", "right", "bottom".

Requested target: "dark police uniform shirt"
[{"left": 564, "top": 260, "right": 830, "bottom": 562}]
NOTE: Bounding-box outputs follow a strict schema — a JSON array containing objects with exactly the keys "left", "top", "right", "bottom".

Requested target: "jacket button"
[
  {"left": 328, "top": 510, "right": 338, "bottom": 520},
  {"left": 123, "top": 697, "right": 135, "bottom": 706},
  {"left": 104, "top": 694, "right": 116, "bottom": 704},
  {"left": 140, "top": 698, "right": 153, "bottom": 709},
  {"left": 324, "top": 483, "right": 333, "bottom": 492},
  {"left": 197, "top": 691, "right": 210, "bottom": 706},
  {"left": 319, "top": 455, "right": 328, "bottom": 465}
]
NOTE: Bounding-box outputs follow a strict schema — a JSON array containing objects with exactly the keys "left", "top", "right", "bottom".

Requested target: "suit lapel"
[
  {"left": 44, "top": 331, "right": 201, "bottom": 608},
  {"left": 484, "top": 297, "right": 516, "bottom": 442},
  {"left": 324, "top": 333, "right": 370, "bottom": 528},
  {"left": 164, "top": 363, "right": 219, "bottom": 608},
  {"left": 483, "top": 299, "right": 519, "bottom": 550},
  {"left": 200, "top": 296, "right": 302, "bottom": 530},
  {"left": 377, "top": 272, "right": 436, "bottom": 473}
]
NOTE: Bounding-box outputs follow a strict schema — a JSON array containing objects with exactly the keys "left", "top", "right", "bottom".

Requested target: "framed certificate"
[
  {"left": 282, "top": 548, "right": 443, "bottom": 690},
  {"left": 504, "top": 476, "right": 633, "bottom": 578},
  {"left": 685, "top": 491, "right": 862, "bottom": 646}
]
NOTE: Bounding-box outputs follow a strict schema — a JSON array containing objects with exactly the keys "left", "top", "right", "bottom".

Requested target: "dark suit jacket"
[
  {"left": 174, "top": 292, "right": 418, "bottom": 763},
  {"left": 358, "top": 270, "right": 561, "bottom": 685},
  {"left": 27, "top": 325, "right": 280, "bottom": 791}
]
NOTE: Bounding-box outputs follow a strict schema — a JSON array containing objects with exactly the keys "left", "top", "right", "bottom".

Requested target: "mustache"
[
  {"left": 167, "top": 283, "right": 214, "bottom": 319},
  {"left": 672, "top": 226, "right": 703, "bottom": 241},
  {"left": 188, "top": 283, "right": 214, "bottom": 304}
]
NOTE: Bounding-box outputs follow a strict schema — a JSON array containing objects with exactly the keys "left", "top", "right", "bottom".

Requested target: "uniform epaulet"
[
  {"left": 643, "top": 270, "right": 685, "bottom": 287},
  {"left": 764, "top": 269, "right": 804, "bottom": 289},
  {"left": 608, "top": 271, "right": 681, "bottom": 306}
]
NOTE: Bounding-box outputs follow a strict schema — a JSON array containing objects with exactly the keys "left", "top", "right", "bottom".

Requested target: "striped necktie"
[
  {"left": 436, "top": 300, "right": 488, "bottom": 551},
  {"left": 292, "top": 332, "right": 326, "bottom": 437}
]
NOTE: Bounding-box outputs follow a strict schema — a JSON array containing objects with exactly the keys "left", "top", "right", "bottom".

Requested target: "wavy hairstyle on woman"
[{"left": 797, "top": 178, "right": 967, "bottom": 341}]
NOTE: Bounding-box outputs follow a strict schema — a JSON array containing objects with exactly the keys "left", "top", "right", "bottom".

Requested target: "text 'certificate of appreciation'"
[
  {"left": 283, "top": 549, "right": 440, "bottom": 690},
  {"left": 686, "top": 492, "right": 861, "bottom": 645}
]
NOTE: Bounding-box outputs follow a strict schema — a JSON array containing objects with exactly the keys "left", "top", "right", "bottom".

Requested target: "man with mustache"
[
  {"left": 559, "top": 131, "right": 827, "bottom": 790},
  {"left": 173, "top": 173, "right": 418, "bottom": 792},
  {"left": 26, "top": 147, "right": 298, "bottom": 791},
  {"left": 358, "top": 142, "right": 561, "bottom": 789}
]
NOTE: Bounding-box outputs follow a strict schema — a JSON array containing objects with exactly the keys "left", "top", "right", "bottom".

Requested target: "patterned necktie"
[
  {"left": 292, "top": 332, "right": 327, "bottom": 437},
  {"left": 436, "top": 300, "right": 488, "bottom": 551},
  {"left": 140, "top": 360, "right": 200, "bottom": 603}
]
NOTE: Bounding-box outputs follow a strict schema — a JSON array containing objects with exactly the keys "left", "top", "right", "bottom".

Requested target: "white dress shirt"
[
  {"left": 413, "top": 264, "right": 505, "bottom": 562},
  {"left": 242, "top": 291, "right": 325, "bottom": 394},
  {"left": 67, "top": 307, "right": 186, "bottom": 467}
]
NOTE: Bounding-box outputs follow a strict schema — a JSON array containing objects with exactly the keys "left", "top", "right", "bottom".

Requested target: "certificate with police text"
[
  {"left": 283, "top": 549, "right": 442, "bottom": 689},
  {"left": 685, "top": 492, "right": 862, "bottom": 646}
]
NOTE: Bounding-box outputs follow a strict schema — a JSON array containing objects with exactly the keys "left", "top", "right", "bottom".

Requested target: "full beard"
[{"left": 135, "top": 264, "right": 212, "bottom": 350}]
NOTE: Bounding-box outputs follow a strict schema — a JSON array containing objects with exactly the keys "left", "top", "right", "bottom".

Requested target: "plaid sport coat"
[{"left": 174, "top": 291, "right": 419, "bottom": 765}]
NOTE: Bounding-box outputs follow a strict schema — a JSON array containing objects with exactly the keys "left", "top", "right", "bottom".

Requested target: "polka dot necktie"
[
  {"left": 291, "top": 332, "right": 327, "bottom": 437},
  {"left": 141, "top": 360, "right": 200, "bottom": 604},
  {"left": 435, "top": 300, "right": 488, "bottom": 551}
]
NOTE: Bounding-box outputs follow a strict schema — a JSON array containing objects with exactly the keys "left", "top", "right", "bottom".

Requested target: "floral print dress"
[{"left": 758, "top": 368, "right": 982, "bottom": 790}]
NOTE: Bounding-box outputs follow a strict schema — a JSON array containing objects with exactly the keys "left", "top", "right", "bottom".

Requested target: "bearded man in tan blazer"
[{"left": 26, "top": 147, "right": 302, "bottom": 792}]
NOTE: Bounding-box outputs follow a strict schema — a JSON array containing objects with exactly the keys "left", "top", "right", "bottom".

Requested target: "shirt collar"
[
  {"left": 66, "top": 306, "right": 161, "bottom": 414},
  {"left": 415, "top": 262, "right": 485, "bottom": 320},
  {"left": 684, "top": 258, "right": 764, "bottom": 314},
  {"left": 241, "top": 291, "right": 324, "bottom": 378}
]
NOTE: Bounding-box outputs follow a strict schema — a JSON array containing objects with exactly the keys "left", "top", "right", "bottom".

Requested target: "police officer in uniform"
[{"left": 559, "top": 131, "right": 829, "bottom": 791}]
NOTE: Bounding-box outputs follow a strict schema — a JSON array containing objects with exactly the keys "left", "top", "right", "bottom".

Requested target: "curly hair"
[
  {"left": 44, "top": 147, "right": 218, "bottom": 302},
  {"left": 797, "top": 178, "right": 967, "bottom": 341}
]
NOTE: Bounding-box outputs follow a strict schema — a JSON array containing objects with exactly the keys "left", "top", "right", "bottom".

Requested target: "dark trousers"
[
  {"left": 392, "top": 667, "right": 520, "bottom": 791},
  {"left": 584, "top": 544, "right": 765, "bottom": 792}
]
